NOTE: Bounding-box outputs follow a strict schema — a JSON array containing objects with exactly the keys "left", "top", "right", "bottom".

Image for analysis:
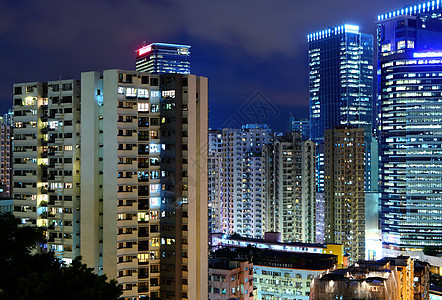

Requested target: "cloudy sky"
[{"left": 1, "top": 0, "right": 411, "bottom": 130}]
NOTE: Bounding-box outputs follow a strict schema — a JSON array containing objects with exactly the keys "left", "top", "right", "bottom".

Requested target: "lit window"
[
  {"left": 138, "top": 89, "right": 149, "bottom": 99},
  {"left": 126, "top": 88, "right": 137, "bottom": 97},
  {"left": 150, "top": 184, "right": 161, "bottom": 194},
  {"left": 138, "top": 102, "right": 149, "bottom": 112}
]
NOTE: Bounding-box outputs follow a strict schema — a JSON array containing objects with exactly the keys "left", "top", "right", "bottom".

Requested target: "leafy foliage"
[{"left": 0, "top": 213, "right": 122, "bottom": 300}]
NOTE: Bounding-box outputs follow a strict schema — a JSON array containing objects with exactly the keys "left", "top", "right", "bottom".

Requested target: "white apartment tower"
[
  {"left": 208, "top": 125, "right": 272, "bottom": 238},
  {"left": 12, "top": 80, "right": 81, "bottom": 261},
  {"left": 80, "top": 70, "right": 208, "bottom": 300},
  {"left": 262, "top": 132, "right": 316, "bottom": 243}
]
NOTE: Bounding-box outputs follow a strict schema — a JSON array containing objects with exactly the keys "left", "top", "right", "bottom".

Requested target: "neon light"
[
  {"left": 413, "top": 51, "right": 442, "bottom": 58},
  {"left": 138, "top": 45, "right": 152, "bottom": 56}
]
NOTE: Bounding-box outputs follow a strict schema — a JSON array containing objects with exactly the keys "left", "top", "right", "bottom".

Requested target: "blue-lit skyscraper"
[
  {"left": 308, "top": 25, "right": 374, "bottom": 144},
  {"left": 378, "top": 2, "right": 442, "bottom": 251},
  {"left": 135, "top": 42, "right": 190, "bottom": 74},
  {"left": 308, "top": 25, "right": 374, "bottom": 195},
  {"left": 288, "top": 117, "right": 310, "bottom": 140}
]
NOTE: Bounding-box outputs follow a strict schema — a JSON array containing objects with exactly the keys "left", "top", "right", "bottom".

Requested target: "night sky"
[{"left": 1, "top": 0, "right": 411, "bottom": 131}]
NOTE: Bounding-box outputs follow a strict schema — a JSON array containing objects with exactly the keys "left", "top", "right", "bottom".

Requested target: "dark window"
[
  {"left": 14, "top": 87, "right": 22, "bottom": 95},
  {"left": 126, "top": 74, "right": 133, "bottom": 83},
  {"left": 150, "top": 78, "right": 159, "bottom": 86},
  {"left": 141, "top": 76, "right": 149, "bottom": 84}
]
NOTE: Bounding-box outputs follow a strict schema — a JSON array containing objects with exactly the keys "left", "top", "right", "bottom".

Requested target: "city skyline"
[
  {"left": 5, "top": 0, "right": 442, "bottom": 299},
  {"left": 0, "top": 0, "right": 413, "bottom": 131}
]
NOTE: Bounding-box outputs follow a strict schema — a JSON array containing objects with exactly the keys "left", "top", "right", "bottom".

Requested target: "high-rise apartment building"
[
  {"left": 308, "top": 25, "right": 374, "bottom": 144},
  {"left": 80, "top": 70, "right": 208, "bottom": 300},
  {"left": 324, "top": 127, "right": 365, "bottom": 262},
  {"left": 12, "top": 79, "right": 81, "bottom": 262},
  {"left": 288, "top": 117, "right": 310, "bottom": 140},
  {"left": 208, "top": 125, "right": 272, "bottom": 238},
  {"left": 208, "top": 129, "right": 222, "bottom": 233},
  {"left": 0, "top": 111, "right": 13, "bottom": 197},
  {"left": 262, "top": 132, "right": 316, "bottom": 243},
  {"left": 377, "top": 2, "right": 442, "bottom": 251},
  {"left": 135, "top": 43, "right": 191, "bottom": 74}
]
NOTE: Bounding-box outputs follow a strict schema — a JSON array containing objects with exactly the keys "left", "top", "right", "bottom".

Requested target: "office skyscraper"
[
  {"left": 324, "top": 127, "right": 366, "bottom": 262},
  {"left": 308, "top": 25, "right": 373, "bottom": 144},
  {"left": 262, "top": 132, "right": 316, "bottom": 243},
  {"left": 12, "top": 79, "right": 81, "bottom": 262},
  {"left": 308, "top": 24, "right": 374, "bottom": 196},
  {"left": 208, "top": 125, "right": 273, "bottom": 238},
  {"left": 378, "top": 2, "right": 442, "bottom": 251},
  {"left": 288, "top": 117, "right": 310, "bottom": 140},
  {"left": 80, "top": 70, "right": 208, "bottom": 300},
  {"left": 135, "top": 43, "right": 191, "bottom": 74}
]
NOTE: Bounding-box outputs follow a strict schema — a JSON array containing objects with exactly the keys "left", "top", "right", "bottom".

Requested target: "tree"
[{"left": 0, "top": 213, "right": 122, "bottom": 300}]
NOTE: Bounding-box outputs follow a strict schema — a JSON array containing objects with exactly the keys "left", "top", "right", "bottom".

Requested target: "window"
[
  {"left": 138, "top": 103, "right": 149, "bottom": 112},
  {"left": 14, "top": 87, "right": 22, "bottom": 95},
  {"left": 126, "top": 88, "right": 137, "bottom": 97},
  {"left": 150, "top": 78, "right": 159, "bottom": 86},
  {"left": 138, "top": 89, "right": 149, "bottom": 98}
]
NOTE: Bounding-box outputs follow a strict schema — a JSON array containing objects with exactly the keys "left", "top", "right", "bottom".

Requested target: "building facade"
[
  {"left": 209, "top": 258, "right": 254, "bottom": 300},
  {"left": 80, "top": 70, "right": 208, "bottom": 300},
  {"left": 12, "top": 80, "right": 81, "bottom": 262},
  {"left": 377, "top": 2, "right": 442, "bottom": 250},
  {"left": 0, "top": 112, "right": 12, "bottom": 197},
  {"left": 308, "top": 24, "right": 373, "bottom": 144},
  {"left": 288, "top": 117, "right": 310, "bottom": 140},
  {"left": 310, "top": 256, "right": 429, "bottom": 300},
  {"left": 208, "top": 125, "right": 273, "bottom": 238},
  {"left": 135, "top": 43, "right": 191, "bottom": 74},
  {"left": 263, "top": 132, "right": 316, "bottom": 243},
  {"left": 324, "top": 127, "right": 365, "bottom": 262}
]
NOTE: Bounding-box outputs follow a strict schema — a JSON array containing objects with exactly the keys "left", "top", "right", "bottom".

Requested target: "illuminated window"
[
  {"left": 150, "top": 197, "right": 160, "bottom": 208},
  {"left": 138, "top": 103, "right": 149, "bottom": 112},
  {"left": 149, "top": 144, "right": 161, "bottom": 154},
  {"left": 150, "top": 131, "right": 158, "bottom": 139},
  {"left": 49, "top": 121, "right": 58, "bottom": 129},
  {"left": 150, "top": 184, "right": 161, "bottom": 194},
  {"left": 138, "top": 89, "right": 149, "bottom": 99},
  {"left": 126, "top": 88, "right": 137, "bottom": 97},
  {"left": 150, "top": 238, "right": 160, "bottom": 247},
  {"left": 397, "top": 40, "right": 406, "bottom": 49},
  {"left": 138, "top": 253, "right": 148, "bottom": 263},
  {"left": 382, "top": 43, "right": 391, "bottom": 53},
  {"left": 22, "top": 97, "right": 36, "bottom": 106},
  {"left": 64, "top": 145, "right": 73, "bottom": 151}
]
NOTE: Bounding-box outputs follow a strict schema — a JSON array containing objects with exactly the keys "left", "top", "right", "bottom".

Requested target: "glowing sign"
[
  {"left": 413, "top": 51, "right": 442, "bottom": 58},
  {"left": 138, "top": 45, "right": 152, "bottom": 56}
]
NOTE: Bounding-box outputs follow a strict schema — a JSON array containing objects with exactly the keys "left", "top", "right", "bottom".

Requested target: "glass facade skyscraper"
[
  {"left": 135, "top": 43, "right": 191, "bottom": 74},
  {"left": 378, "top": 2, "right": 442, "bottom": 250},
  {"left": 308, "top": 25, "right": 374, "bottom": 196},
  {"left": 308, "top": 25, "right": 374, "bottom": 144},
  {"left": 288, "top": 117, "right": 310, "bottom": 140}
]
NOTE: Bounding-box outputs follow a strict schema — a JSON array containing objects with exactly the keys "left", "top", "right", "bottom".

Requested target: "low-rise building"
[
  {"left": 209, "top": 258, "right": 254, "bottom": 300},
  {"left": 210, "top": 233, "right": 345, "bottom": 267},
  {"left": 310, "top": 256, "right": 430, "bottom": 300},
  {"left": 211, "top": 245, "right": 337, "bottom": 300}
]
